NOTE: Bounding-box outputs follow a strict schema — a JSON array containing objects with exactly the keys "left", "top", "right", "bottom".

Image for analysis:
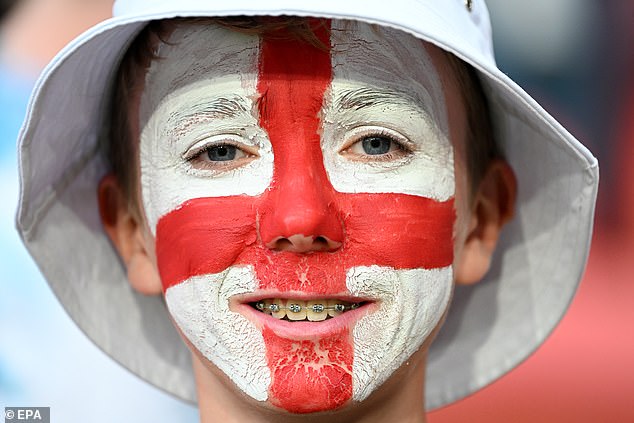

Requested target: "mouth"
[
  {"left": 234, "top": 294, "right": 376, "bottom": 338},
  {"left": 249, "top": 298, "right": 366, "bottom": 322}
]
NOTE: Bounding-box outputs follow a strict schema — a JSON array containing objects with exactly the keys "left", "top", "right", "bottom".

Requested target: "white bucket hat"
[{"left": 16, "top": 0, "right": 598, "bottom": 410}]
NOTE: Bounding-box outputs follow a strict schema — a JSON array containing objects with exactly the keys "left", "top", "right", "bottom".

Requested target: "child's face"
[{"left": 132, "top": 20, "right": 473, "bottom": 413}]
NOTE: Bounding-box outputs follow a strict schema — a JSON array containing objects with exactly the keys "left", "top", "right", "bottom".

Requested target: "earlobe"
[
  {"left": 455, "top": 160, "right": 517, "bottom": 285},
  {"left": 97, "top": 173, "right": 163, "bottom": 295}
]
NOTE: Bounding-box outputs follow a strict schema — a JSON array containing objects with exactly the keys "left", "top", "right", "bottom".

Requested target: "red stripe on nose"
[{"left": 255, "top": 21, "right": 344, "bottom": 256}]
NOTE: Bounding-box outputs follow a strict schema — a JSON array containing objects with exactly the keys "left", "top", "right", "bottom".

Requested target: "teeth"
[
  {"left": 306, "top": 300, "right": 327, "bottom": 322},
  {"left": 286, "top": 300, "right": 307, "bottom": 321},
  {"left": 264, "top": 298, "right": 286, "bottom": 319},
  {"left": 252, "top": 299, "right": 361, "bottom": 321}
]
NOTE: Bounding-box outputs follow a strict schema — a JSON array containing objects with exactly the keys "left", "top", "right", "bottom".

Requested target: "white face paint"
[
  {"left": 166, "top": 266, "right": 271, "bottom": 400},
  {"left": 348, "top": 266, "right": 452, "bottom": 400},
  {"left": 139, "top": 20, "right": 455, "bottom": 410}
]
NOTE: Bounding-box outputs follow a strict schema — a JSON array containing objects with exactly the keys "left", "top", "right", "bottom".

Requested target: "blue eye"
[
  {"left": 206, "top": 145, "right": 237, "bottom": 161},
  {"left": 361, "top": 137, "right": 392, "bottom": 155},
  {"left": 184, "top": 137, "right": 255, "bottom": 171},
  {"left": 341, "top": 126, "right": 412, "bottom": 163}
]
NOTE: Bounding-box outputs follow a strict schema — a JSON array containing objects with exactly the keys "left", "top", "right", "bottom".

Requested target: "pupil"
[
  {"left": 362, "top": 137, "right": 391, "bottom": 155},
  {"left": 207, "top": 145, "right": 237, "bottom": 161}
]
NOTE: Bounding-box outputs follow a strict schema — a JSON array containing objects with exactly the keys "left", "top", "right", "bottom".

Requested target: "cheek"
[
  {"left": 164, "top": 266, "right": 272, "bottom": 402},
  {"left": 425, "top": 46, "right": 471, "bottom": 260},
  {"left": 140, "top": 215, "right": 159, "bottom": 265},
  {"left": 452, "top": 154, "right": 473, "bottom": 260},
  {"left": 347, "top": 265, "right": 454, "bottom": 402},
  {"left": 154, "top": 197, "right": 258, "bottom": 292}
]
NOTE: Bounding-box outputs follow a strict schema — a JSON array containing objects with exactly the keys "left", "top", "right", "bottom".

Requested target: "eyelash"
[
  {"left": 184, "top": 141, "right": 235, "bottom": 160},
  {"left": 341, "top": 127, "right": 414, "bottom": 161},
  {"left": 183, "top": 138, "right": 255, "bottom": 170}
]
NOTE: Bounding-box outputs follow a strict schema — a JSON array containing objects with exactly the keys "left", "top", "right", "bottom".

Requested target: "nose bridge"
[{"left": 280, "top": 159, "right": 332, "bottom": 234}]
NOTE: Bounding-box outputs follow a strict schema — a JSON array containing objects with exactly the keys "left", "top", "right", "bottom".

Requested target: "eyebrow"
[
  {"left": 194, "top": 96, "right": 249, "bottom": 118},
  {"left": 335, "top": 87, "right": 419, "bottom": 111},
  {"left": 167, "top": 95, "right": 250, "bottom": 128}
]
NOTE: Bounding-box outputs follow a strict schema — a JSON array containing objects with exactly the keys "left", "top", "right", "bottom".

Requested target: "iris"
[
  {"left": 207, "top": 145, "right": 237, "bottom": 161},
  {"left": 362, "top": 137, "right": 391, "bottom": 155}
]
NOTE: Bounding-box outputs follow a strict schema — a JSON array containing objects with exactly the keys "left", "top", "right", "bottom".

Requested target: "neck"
[
  {"left": 0, "top": 0, "right": 113, "bottom": 74},
  {"left": 193, "top": 352, "right": 428, "bottom": 423}
]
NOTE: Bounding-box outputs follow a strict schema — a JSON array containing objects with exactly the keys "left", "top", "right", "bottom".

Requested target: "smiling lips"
[{"left": 234, "top": 288, "right": 376, "bottom": 341}]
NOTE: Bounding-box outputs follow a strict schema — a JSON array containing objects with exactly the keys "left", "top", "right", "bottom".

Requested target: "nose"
[{"left": 258, "top": 169, "right": 344, "bottom": 254}]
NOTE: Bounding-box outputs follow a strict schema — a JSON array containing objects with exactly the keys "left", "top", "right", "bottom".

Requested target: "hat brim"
[{"left": 17, "top": 0, "right": 598, "bottom": 410}]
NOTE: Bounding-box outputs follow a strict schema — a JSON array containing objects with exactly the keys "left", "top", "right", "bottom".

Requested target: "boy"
[{"left": 16, "top": 0, "right": 598, "bottom": 421}]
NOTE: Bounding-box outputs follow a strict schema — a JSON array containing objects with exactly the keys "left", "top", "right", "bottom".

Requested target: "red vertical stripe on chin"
[{"left": 263, "top": 326, "right": 353, "bottom": 413}]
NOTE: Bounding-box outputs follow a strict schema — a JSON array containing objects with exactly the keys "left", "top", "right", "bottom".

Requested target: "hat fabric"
[{"left": 16, "top": 0, "right": 598, "bottom": 409}]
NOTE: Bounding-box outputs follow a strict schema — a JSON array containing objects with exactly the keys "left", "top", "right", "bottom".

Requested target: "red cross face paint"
[{"left": 139, "top": 20, "right": 455, "bottom": 413}]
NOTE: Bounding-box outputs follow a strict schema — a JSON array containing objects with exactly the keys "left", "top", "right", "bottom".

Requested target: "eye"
[
  {"left": 341, "top": 127, "right": 413, "bottom": 162},
  {"left": 203, "top": 144, "right": 242, "bottom": 162},
  {"left": 359, "top": 137, "right": 394, "bottom": 155},
  {"left": 183, "top": 136, "right": 257, "bottom": 170}
]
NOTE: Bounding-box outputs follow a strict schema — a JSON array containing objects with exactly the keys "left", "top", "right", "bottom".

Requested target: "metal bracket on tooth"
[{"left": 255, "top": 302, "right": 360, "bottom": 313}]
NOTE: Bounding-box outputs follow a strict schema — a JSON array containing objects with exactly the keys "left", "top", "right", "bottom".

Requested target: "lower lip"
[{"left": 235, "top": 302, "right": 376, "bottom": 339}]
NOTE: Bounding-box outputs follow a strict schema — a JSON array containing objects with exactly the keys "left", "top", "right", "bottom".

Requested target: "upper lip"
[{"left": 232, "top": 292, "right": 375, "bottom": 305}]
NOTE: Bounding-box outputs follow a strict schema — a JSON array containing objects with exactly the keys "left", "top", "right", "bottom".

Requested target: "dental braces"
[{"left": 255, "top": 302, "right": 360, "bottom": 314}]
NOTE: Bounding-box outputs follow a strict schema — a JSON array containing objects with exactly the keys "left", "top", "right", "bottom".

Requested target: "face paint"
[{"left": 139, "top": 20, "right": 454, "bottom": 414}]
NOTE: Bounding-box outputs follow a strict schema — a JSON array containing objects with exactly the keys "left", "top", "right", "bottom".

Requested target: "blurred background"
[{"left": 0, "top": 1, "right": 632, "bottom": 422}]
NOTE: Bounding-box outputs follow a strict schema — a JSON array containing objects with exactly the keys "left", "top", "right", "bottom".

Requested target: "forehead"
[{"left": 139, "top": 19, "right": 448, "bottom": 134}]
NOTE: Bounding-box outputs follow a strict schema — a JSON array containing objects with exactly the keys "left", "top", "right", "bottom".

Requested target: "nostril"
[
  {"left": 274, "top": 238, "right": 293, "bottom": 251},
  {"left": 266, "top": 234, "right": 342, "bottom": 253},
  {"left": 314, "top": 236, "right": 328, "bottom": 248}
]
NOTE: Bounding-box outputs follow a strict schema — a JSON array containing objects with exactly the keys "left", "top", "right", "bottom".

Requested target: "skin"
[{"left": 98, "top": 21, "right": 516, "bottom": 423}]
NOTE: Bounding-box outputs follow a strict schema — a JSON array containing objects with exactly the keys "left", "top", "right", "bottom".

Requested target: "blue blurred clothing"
[
  {"left": 0, "top": 58, "right": 197, "bottom": 422},
  {"left": 0, "top": 63, "right": 31, "bottom": 159},
  {"left": 0, "top": 57, "right": 35, "bottom": 402}
]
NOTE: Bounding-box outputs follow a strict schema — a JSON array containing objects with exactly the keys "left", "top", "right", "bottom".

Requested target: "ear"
[
  {"left": 97, "top": 173, "right": 163, "bottom": 295},
  {"left": 455, "top": 160, "right": 517, "bottom": 285}
]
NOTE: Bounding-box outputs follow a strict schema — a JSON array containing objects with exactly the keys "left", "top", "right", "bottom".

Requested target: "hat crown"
[{"left": 112, "top": 0, "right": 495, "bottom": 64}]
